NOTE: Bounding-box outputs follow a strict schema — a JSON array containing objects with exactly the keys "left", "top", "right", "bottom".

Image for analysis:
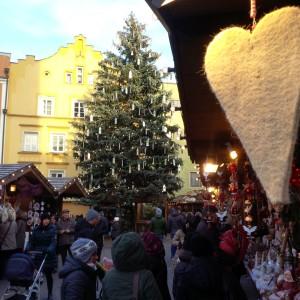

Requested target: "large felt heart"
[{"left": 204, "top": 7, "right": 300, "bottom": 205}]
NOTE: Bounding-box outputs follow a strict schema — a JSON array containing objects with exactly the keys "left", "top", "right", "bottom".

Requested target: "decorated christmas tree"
[{"left": 73, "top": 14, "right": 182, "bottom": 217}]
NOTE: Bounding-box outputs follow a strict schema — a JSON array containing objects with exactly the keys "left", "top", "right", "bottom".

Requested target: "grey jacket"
[
  {"left": 0, "top": 221, "right": 17, "bottom": 250},
  {"left": 57, "top": 218, "right": 76, "bottom": 246}
]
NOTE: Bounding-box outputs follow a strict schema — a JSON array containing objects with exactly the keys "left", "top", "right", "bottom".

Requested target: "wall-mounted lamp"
[
  {"left": 203, "top": 163, "right": 218, "bottom": 173},
  {"left": 10, "top": 184, "right": 16, "bottom": 192},
  {"left": 230, "top": 150, "right": 238, "bottom": 160}
]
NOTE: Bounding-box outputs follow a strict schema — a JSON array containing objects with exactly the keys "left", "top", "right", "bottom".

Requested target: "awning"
[
  {"left": 47, "top": 177, "right": 88, "bottom": 198},
  {"left": 145, "top": 0, "right": 299, "bottom": 163}
]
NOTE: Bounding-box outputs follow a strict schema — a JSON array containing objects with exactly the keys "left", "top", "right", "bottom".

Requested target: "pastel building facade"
[{"left": 4, "top": 35, "right": 102, "bottom": 177}]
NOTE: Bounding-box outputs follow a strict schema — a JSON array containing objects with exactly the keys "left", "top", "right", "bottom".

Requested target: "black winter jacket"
[
  {"left": 173, "top": 256, "right": 223, "bottom": 300},
  {"left": 59, "top": 256, "right": 97, "bottom": 300}
]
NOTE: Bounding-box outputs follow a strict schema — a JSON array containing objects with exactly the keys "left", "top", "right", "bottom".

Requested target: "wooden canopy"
[{"left": 146, "top": 0, "right": 299, "bottom": 164}]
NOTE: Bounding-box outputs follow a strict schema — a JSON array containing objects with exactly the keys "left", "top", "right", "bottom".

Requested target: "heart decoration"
[{"left": 204, "top": 7, "right": 300, "bottom": 205}]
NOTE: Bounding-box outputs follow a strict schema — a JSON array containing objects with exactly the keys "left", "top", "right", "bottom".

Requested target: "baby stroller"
[{"left": 1, "top": 251, "right": 46, "bottom": 300}]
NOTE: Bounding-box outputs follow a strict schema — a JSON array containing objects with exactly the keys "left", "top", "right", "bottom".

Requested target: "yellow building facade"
[
  {"left": 162, "top": 75, "right": 201, "bottom": 195},
  {"left": 4, "top": 35, "right": 102, "bottom": 177}
]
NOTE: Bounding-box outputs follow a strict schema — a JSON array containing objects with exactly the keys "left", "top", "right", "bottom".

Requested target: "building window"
[
  {"left": 190, "top": 172, "right": 201, "bottom": 188},
  {"left": 73, "top": 100, "right": 85, "bottom": 118},
  {"left": 38, "top": 96, "right": 54, "bottom": 116},
  {"left": 48, "top": 169, "right": 65, "bottom": 178},
  {"left": 66, "top": 73, "right": 72, "bottom": 84},
  {"left": 88, "top": 74, "right": 94, "bottom": 85},
  {"left": 50, "top": 133, "right": 66, "bottom": 153},
  {"left": 76, "top": 67, "right": 83, "bottom": 84},
  {"left": 23, "top": 132, "right": 38, "bottom": 152}
]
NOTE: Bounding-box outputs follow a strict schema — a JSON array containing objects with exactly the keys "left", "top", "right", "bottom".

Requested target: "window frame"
[
  {"left": 189, "top": 171, "right": 201, "bottom": 188},
  {"left": 76, "top": 67, "right": 83, "bottom": 84},
  {"left": 48, "top": 169, "right": 65, "bottom": 178},
  {"left": 72, "top": 100, "right": 85, "bottom": 118},
  {"left": 50, "top": 133, "right": 66, "bottom": 153},
  {"left": 23, "top": 131, "right": 39, "bottom": 152},
  {"left": 65, "top": 72, "right": 72, "bottom": 84},
  {"left": 37, "top": 96, "right": 55, "bottom": 116}
]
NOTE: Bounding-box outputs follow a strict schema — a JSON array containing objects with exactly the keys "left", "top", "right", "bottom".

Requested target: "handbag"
[{"left": 0, "top": 221, "right": 12, "bottom": 250}]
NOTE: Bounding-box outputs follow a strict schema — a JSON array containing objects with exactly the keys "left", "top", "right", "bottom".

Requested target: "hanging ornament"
[
  {"left": 144, "top": 148, "right": 147, "bottom": 155},
  {"left": 152, "top": 142, "right": 155, "bottom": 150},
  {"left": 131, "top": 50, "right": 134, "bottom": 56},
  {"left": 98, "top": 127, "right": 102, "bottom": 134},
  {"left": 121, "top": 159, "right": 124, "bottom": 167},
  {"left": 137, "top": 163, "right": 141, "bottom": 171},
  {"left": 162, "top": 126, "right": 167, "bottom": 133},
  {"left": 102, "top": 87, "right": 105, "bottom": 94},
  {"left": 143, "top": 161, "right": 145, "bottom": 169},
  {"left": 115, "top": 91, "right": 118, "bottom": 100},
  {"left": 166, "top": 131, "right": 172, "bottom": 138},
  {"left": 114, "top": 117, "right": 118, "bottom": 125},
  {"left": 112, "top": 157, "right": 116, "bottom": 164},
  {"left": 153, "top": 110, "right": 156, "bottom": 117},
  {"left": 162, "top": 95, "right": 166, "bottom": 104},
  {"left": 137, "top": 58, "right": 140, "bottom": 65},
  {"left": 86, "top": 129, "right": 90, "bottom": 137},
  {"left": 173, "top": 159, "right": 176, "bottom": 166},
  {"left": 140, "top": 139, "right": 142, "bottom": 146},
  {"left": 119, "top": 143, "right": 121, "bottom": 150},
  {"left": 150, "top": 98, "right": 153, "bottom": 104},
  {"left": 145, "top": 128, "right": 148, "bottom": 135},
  {"left": 162, "top": 184, "right": 166, "bottom": 192},
  {"left": 132, "top": 184, "right": 135, "bottom": 190},
  {"left": 112, "top": 168, "right": 115, "bottom": 176},
  {"left": 146, "top": 138, "right": 150, "bottom": 147},
  {"left": 87, "top": 153, "right": 91, "bottom": 160},
  {"left": 90, "top": 115, "right": 94, "bottom": 122},
  {"left": 152, "top": 158, "right": 155, "bottom": 165},
  {"left": 149, "top": 52, "right": 152, "bottom": 58},
  {"left": 136, "top": 148, "right": 139, "bottom": 155},
  {"left": 178, "top": 165, "right": 181, "bottom": 172},
  {"left": 138, "top": 108, "right": 141, "bottom": 116},
  {"left": 132, "top": 103, "right": 135, "bottom": 111},
  {"left": 164, "top": 159, "right": 167, "bottom": 165},
  {"left": 129, "top": 165, "right": 132, "bottom": 174},
  {"left": 129, "top": 70, "right": 133, "bottom": 80},
  {"left": 142, "top": 121, "right": 145, "bottom": 127},
  {"left": 125, "top": 87, "right": 128, "bottom": 94}
]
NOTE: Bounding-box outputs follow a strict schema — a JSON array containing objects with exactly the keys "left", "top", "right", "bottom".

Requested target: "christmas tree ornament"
[
  {"left": 164, "top": 159, "right": 167, "bottom": 165},
  {"left": 87, "top": 153, "right": 91, "bottom": 160},
  {"left": 129, "top": 70, "right": 133, "bottom": 80},
  {"left": 121, "top": 159, "right": 124, "bottom": 167},
  {"left": 136, "top": 148, "right": 139, "bottom": 155},
  {"left": 152, "top": 158, "right": 155, "bottom": 165},
  {"left": 178, "top": 165, "right": 181, "bottom": 172},
  {"left": 115, "top": 91, "right": 118, "bottom": 100},
  {"left": 112, "top": 168, "right": 115, "bottom": 176},
  {"left": 173, "top": 159, "right": 176, "bottom": 166},
  {"left": 152, "top": 142, "right": 155, "bottom": 150},
  {"left": 140, "top": 139, "right": 142, "bottom": 146},
  {"left": 114, "top": 117, "right": 118, "bottom": 125},
  {"left": 162, "top": 95, "right": 166, "bottom": 104},
  {"left": 90, "top": 115, "right": 94, "bottom": 122},
  {"left": 138, "top": 163, "right": 141, "bottom": 171},
  {"left": 112, "top": 157, "right": 116, "bottom": 164},
  {"left": 98, "top": 127, "right": 102, "bottom": 134},
  {"left": 162, "top": 184, "right": 166, "bottom": 192},
  {"left": 145, "top": 128, "right": 148, "bottom": 135},
  {"left": 131, "top": 50, "right": 134, "bottom": 56},
  {"left": 128, "top": 133, "right": 131, "bottom": 140},
  {"left": 129, "top": 165, "right": 132, "bottom": 174},
  {"left": 146, "top": 138, "right": 150, "bottom": 147},
  {"left": 142, "top": 121, "right": 145, "bottom": 127},
  {"left": 204, "top": 6, "right": 300, "bottom": 205},
  {"left": 118, "top": 143, "right": 121, "bottom": 150},
  {"left": 125, "top": 87, "right": 128, "bottom": 94},
  {"left": 138, "top": 108, "right": 141, "bottom": 116},
  {"left": 132, "top": 103, "right": 135, "bottom": 110},
  {"left": 86, "top": 129, "right": 90, "bottom": 137},
  {"left": 137, "top": 58, "right": 140, "bottom": 65},
  {"left": 102, "top": 87, "right": 105, "bottom": 94}
]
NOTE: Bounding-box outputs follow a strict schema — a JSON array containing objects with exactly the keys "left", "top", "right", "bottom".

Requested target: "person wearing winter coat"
[
  {"left": 15, "top": 209, "right": 27, "bottom": 251},
  {"left": 0, "top": 205, "right": 17, "bottom": 278},
  {"left": 111, "top": 217, "right": 121, "bottom": 241},
  {"left": 150, "top": 208, "right": 166, "bottom": 240},
  {"left": 142, "top": 231, "right": 171, "bottom": 300},
  {"left": 60, "top": 238, "right": 104, "bottom": 300},
  {"left": 27, "top": 213, "right": 57, "bottom": 300},
  {"left": 57, "top": 209, "right": 76, "bottom": 264},
  {"left": 75, "top": 209, "right": 100, "bottom": 240},
  {"left": 167, "top": 208, "right": 185, "bottom": 258},
  {"left": 102, "top": 232, "right": 162, "bottom": 300},
  {"left": 173, "top": 232, "right": 223, "bottom": 300}
]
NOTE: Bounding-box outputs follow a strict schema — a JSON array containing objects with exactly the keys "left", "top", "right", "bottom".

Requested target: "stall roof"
[
  {"left": 0, "top": 163, "right": 55, "bottom": 195},
  {"left": 47, "top": 177, "right": 88, "bottom": 198},
  {"left": 146, "top": 0, "right": 299, "bottom": 163}
]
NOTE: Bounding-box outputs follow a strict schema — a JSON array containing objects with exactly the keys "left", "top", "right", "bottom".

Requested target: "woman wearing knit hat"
[
  {"left": 60, "top": 238, "right": 104, "bottom": 300},
  {"left": 27, "top": 213, "right": 57, "bottom": 300}
]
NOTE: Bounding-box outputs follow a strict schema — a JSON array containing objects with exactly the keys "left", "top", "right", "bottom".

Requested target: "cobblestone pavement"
[{"left": 0, "top": 237, "right": 258, "bottom": 300}]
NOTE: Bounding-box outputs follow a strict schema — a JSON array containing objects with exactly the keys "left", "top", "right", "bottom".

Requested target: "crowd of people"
[{"left": 0, "top": 202, "right": 250, "bottom": 300}]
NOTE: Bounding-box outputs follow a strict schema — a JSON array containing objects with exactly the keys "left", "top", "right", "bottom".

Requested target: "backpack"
[{"left": 5, "top": 253, "right": 35, "bottom": 285}]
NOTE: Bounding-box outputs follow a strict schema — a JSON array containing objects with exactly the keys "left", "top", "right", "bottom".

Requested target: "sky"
[{"left": 0, "top": 0, "right": 174, "bottom": 68}]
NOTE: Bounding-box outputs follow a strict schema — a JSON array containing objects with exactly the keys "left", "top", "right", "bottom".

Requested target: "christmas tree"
[{"left": 73, "top": 13, "right": 182, "bottom": 217}]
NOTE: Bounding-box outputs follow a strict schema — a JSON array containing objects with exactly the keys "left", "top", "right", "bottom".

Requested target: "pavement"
[{"left": 0, "top": 237, "right": 259, "bottom": 300}]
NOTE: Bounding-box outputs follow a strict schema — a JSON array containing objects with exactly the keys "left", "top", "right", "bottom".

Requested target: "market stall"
[{"left": 147, "top": 0, "right": 300, "bottom": 298}]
